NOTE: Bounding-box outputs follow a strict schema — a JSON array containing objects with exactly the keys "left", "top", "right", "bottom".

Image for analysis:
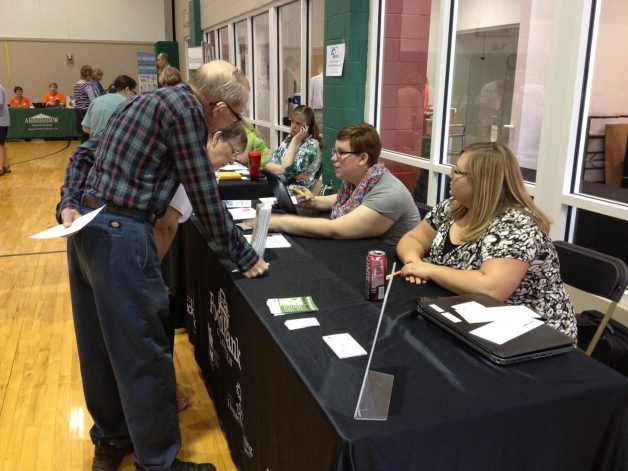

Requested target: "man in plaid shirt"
[{"left": 56, "top": 60, "right": 267, "bottom": 471}]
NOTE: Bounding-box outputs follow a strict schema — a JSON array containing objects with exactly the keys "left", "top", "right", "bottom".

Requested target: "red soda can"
[{"left": 366, "top": 251, "right": 387, "bottom": 301}]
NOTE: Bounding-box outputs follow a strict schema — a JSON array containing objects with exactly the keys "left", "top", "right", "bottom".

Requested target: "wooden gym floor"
[{"left": 0, "top": 140, "right": 237, "bottom": 471}]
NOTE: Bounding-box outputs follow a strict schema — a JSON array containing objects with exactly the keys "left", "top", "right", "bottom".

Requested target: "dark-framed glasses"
[
  {"left": 224, "top": 140, "right": 240, "bottom": 160},
  {"left": 331, "top": 148, "right": 355, "bottom": 158},
  {"left": 212, "top": 101, "right": 243, "bottom": 123}
]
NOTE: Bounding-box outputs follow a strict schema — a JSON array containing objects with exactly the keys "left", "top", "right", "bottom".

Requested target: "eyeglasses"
[
  {"left": 331, "top": 148, "right": 356, "bottom": 158},
  {"left": 451, "top": 165, "right": 470, "bottom": 177},
  {"left": 211, "top": 101, "right": 243, "bottom": 123},
  {"left": 224, "top": 139, "right": 240, "bottom": 161}
]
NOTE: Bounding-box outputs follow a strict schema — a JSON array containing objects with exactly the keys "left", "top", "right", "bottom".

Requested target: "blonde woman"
[
  {"left": 159, "top": 67, "right": 183, "bottom": 87},
  {"left": 237, "top": 120, "right": 271, "bottom": 167},
  {"left": 397, "top": 142, "right": 576, "bottom": 339}
]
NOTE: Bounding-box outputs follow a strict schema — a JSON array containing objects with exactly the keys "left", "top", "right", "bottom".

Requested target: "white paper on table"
[
  {"left": 244, "top": 233, "right": 291, "bottom": 248},
  {"left": 441, "top": 312, "right": 462, "bottom": 323},
  {"left": 236, "top": 222, "right": 253, "bottom": 230},
  {"left": 285, "top": 318, "right": 320, "bottom": 330},
  {"left": 452, "top": 301, "right": 485, "bottom": 313},
  {"left": 30, "top": 206, "right": 106, "bottom": 239},
  {"left": 323, "top": 333, "right": 367, "bottom": 359},
  {"left": 224, "top": 200, "right": 252, "bottom": 208},
  {"left": 258, "top": 197, "right": 277, "bottom": 205},
  {"left": 228, "top": 207, "right": 257, "bottom": 220},
  {"left": 429, "top": 304, "right": 445, "bottom": 313},
  {"left": 220, "top": 163, "right": 248, "bottom": 172},
  {"left": 469, "top": 318, "right": 544, "bottom": 345},
  {"left": 457, "top": 305, "right": 541, "bottom": 324}
]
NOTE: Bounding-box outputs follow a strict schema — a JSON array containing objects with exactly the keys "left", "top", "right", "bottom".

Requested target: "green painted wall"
[
  {"left": 322, "top": 0, "right": 370, "bottom": 192},
  {"left": 189, "top": 0, "right": 202, "bottom": 47}
]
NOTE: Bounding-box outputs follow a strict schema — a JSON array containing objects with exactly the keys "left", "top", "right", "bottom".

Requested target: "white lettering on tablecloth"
[{"left": 210, "top": 289, "right": 242, "bottom": 370}]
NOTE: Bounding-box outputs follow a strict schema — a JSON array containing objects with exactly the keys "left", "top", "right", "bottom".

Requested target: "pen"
[{"left": 386, "top": 270, "right": 401, "bottom": 280}]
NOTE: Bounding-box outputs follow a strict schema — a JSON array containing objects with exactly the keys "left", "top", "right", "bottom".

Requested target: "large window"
[
  {"left": 253, "top": 13, "right": 271, "bottom": 122},
  {"left": 235, "top": 20, "right": 250, "bottom": 118},
  {"left": 219, "top": 26, "right": 230, "bottom": 61},
  {"left": 279, "top": 2, "right": 302, "bottom": 125}
]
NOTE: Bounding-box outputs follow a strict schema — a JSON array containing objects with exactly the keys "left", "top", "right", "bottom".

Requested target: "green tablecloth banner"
[{"left": 7, "top": 107, "right": 80, "bottom": 139}]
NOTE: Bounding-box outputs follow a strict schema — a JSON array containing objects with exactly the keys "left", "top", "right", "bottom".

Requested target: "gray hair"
[
  {"left": 215, "top": 122, "right": 247, "bottom": 148},
  {"left": 189, "top": 60, "right": 250, "bottom": 108}
]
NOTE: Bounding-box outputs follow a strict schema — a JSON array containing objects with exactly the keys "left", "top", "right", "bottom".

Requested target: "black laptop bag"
[{"left": 577, "top": 310, "right": 628, "bottom": 376}]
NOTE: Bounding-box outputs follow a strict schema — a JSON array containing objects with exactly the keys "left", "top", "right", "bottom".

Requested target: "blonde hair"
[
  {"left": 160, "top": 67, "right": 183, "bottom": 86},
  {"left": 242, "top": 120, "right": 265, "bottom": 141},
  {"left": 448, "top": 142, "right": 551, "bottom": 242}
]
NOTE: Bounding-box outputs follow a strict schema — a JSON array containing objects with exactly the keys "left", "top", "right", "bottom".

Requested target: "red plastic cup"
[{"left": 248, "top": 151, "right": 261, "bottom": 181}]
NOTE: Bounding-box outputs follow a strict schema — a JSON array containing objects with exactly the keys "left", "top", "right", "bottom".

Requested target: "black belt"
[{"left": 82, "top": 195, "right": 158, "bottom": 226}]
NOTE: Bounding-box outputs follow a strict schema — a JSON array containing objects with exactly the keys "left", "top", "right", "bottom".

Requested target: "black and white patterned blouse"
[{"left": 426, "top": 198, "right": 577, "bottom": 339}]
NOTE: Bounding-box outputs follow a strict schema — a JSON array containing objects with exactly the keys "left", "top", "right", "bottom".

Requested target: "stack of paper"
[
  {"left": 244, "top": 233, "right": 291, "bottom": 248},
  {"left": 228, "top": 207, "right": 257, "bottom": 220},
  {"left": 224, "top": 200, "right": 252, "bottom": 208},
  {"left": 267, "top": 296, "right": 319, "bottom": 316},
  {"left": 250, "top": 203, "right": 272, "bottom": 258}
]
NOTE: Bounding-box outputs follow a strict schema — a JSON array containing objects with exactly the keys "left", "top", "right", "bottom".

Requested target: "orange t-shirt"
[
  {"left": 43, "top": 92, "right": 66, "bottom": 106},
  {"left": 10, "top": 96, "right": 30, "bottom": 108}
]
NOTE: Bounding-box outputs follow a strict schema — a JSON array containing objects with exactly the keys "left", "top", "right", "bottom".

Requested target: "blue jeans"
[{"left": 67, "top": 205, "right": 180, "bottom": 468}]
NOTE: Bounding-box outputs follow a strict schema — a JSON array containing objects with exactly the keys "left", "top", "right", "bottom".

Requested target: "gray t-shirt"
[{"left": 361, "top": 169, "right": 421, "bottom": 245}]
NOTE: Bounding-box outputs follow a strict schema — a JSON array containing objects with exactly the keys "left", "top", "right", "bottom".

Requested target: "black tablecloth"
[
  {"left": 217, "top": 177, "right": 274, "bottom": 200},
  {"left": 183, "top": 218, "right": 628, "bottom": 471}
]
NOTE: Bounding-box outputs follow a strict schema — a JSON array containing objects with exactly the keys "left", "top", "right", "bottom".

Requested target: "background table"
[
  {"left": 7, "top": 107, "right": 80, "bottom": 139},
  {"left": 182, "top": 217, "right": 628, "bottom": 471},
  {"left": 217, "top": 176, "right": 274, "bottom": 200}
]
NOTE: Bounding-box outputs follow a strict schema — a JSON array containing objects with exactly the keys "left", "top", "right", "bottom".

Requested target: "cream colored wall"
[
  {"left": 174, "top": 0, "right": 192, "bottom": 79},
  {"left": 0, "top": 40, "right": 154, "bottom": 103},
  {"left": 0, "top": 0, "right": 167, "bottom": 42},
  {"left": 200, "top": 0, "right": 275, "bottom": 29}
]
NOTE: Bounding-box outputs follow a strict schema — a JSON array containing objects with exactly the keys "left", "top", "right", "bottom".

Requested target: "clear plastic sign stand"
[{"left": 354, "top": 263, "right": 396, "bottom": 421}]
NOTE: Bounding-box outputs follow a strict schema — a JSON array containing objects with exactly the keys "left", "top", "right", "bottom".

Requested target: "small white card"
[
  {"left": 441, "top": 312, "right": 462, "bottom": 323},
  {"left": 285, "top": 318, "right": 320, "bottom": 330},
  {"left": 452, "top": 301, "right": 485, "bottom": 313},
  {"left": 30, "top": 205, "right": 105, "bottom": 239},
  {"left": 430, "top": 304, "right": 444, "bottom": 313},
  {"left": 258, "top": 197, "right": 277, "bottom": 205},
  {"left": 470, "top": 318, "right": 544, "bottom": 345},
  {"left": 244, "top": 233, "right": 291, "bottom": 248},
  {"left": 225, "top": 200, "right": 252, "bottom": 208},
  {"left": 457, "top": 305, "right": 541, "bottom": 324},
  {"left": 228, "top": 207, "right": 257, "bottom": 220},
  {"left": 323, "top": 333, "right": 368, "bottom": 359}
]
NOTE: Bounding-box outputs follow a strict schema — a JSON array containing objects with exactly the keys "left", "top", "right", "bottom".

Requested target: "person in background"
[
  {"left": 157, "top": 52, "right": 171, "bottom": 85},
  {"left": 81, "top": 75, "right": 137, "bottom": 138},
  {"left": 266, "top": 123, "right": 420, "bottom": 245},
  {"left": 236, "top": 120, "right": 271, "bottom": 168},
  {"left": 90, "top": 67, "right": 105, "bottom": 96},
  {"left": 73, "top": 65, "right": 97, "bottom": 143},
  {"left": 10, "top": 86, "right": 30, "bottom": 108},
  {"left": 57, "top": 60, "right": 266, "bottom": 471},
  {"left": 265, "top": 105, "right": 323, "bottom": 190},
  {"left": 396, "top": 142, "right": 576, "bottom": 339},
  {"left": 159, "top": 67, "right": 183, "bottom": 87},
  {"left": 0, "top": 82, "right": 10, "bottom": 176},
  {"left": 43, "top": 83, "right": 66, "bottom": 107},
  {"left": 310, "top": 71, "right": 323, "bottom": 126}
]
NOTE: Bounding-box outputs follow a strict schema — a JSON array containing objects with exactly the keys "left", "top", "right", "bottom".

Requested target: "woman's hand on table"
[{"left": 400, "top": 260, "right": 432, "bottom": 284}]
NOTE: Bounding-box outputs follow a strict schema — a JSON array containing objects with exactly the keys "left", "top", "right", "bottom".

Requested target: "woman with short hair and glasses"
[
  {"left": 267, "top": 123, "right": 420, "bottom": 245},
  {"left": 397, "top": 142, "right": 576, "bottom": 338}
]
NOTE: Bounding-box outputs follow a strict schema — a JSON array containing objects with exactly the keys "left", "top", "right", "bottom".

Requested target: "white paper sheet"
[
  {"left": 285, "top": 318, "right": 320, "bottom": 330},
  {"left": 258, "top": 197, "right": 277, "bottom": 205},
  {"left": 224, "top": 200, "right": 252, "bottom": 208},
  {"left": 244, "top": 234, "right": 291, "bottom": 248},
  {"left": 228, "top": 207, "right": 257, "bottom": 220},
  {"left": 29, "top": 206, "right": 106, "bottom": 239},
  {"left": 469, "top": 318, "right": 544, "bottom": 345},
  {"left": 441, "top": 312, "right": 462, "bottom": 323},
  {"left": 452, "top": 301, "right": 485, "bottom": 313},
  {"left": 220, "top": 163, "right": 248, "bottom": 171},
  {"left": 323, "top": 333, "right": 367, "bottom": 359},
  {"left": 457, "top": 305, "right": 541, "bottom": 324}
]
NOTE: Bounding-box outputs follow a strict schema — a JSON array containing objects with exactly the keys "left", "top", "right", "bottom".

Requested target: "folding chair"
[{"left": 553, "top": 240, "right": 628, "bottom": 355}]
